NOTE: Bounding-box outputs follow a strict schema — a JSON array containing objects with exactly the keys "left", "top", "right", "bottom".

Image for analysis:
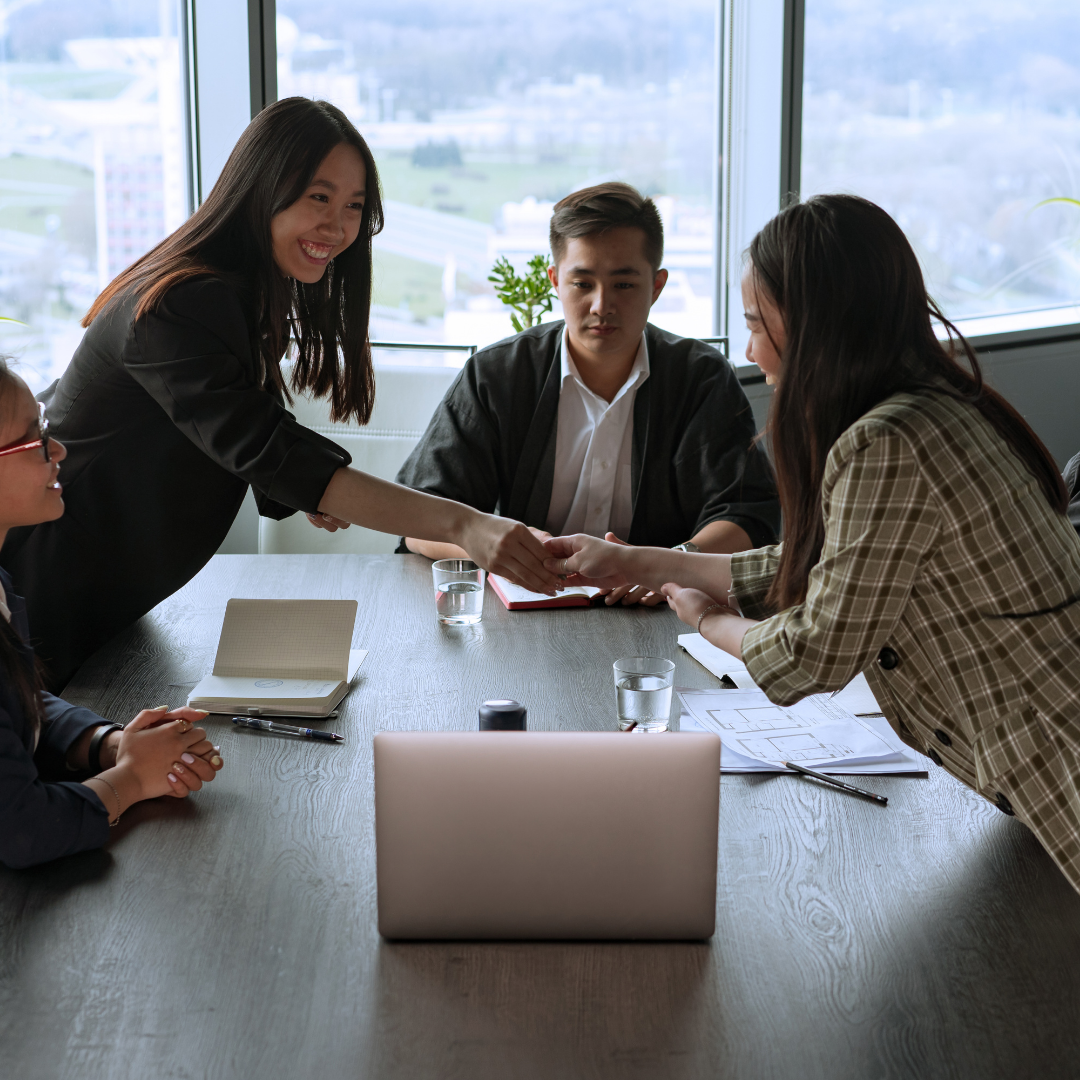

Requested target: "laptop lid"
[{"left": 374, "top": 731, "right": 721, "bottom": 940}]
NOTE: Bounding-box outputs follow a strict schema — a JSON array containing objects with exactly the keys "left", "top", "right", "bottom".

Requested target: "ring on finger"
[{"left": 174, "top": 718, "right": 192, "bottom": 733}]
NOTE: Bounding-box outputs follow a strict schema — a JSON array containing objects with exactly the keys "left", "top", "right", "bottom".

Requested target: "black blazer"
[
  {"left": 396, "top": 321, "right": 780, "bottom": 549},
  {"left": 0, "top": 569, "right": 111, "bottom": 869},
  {"left": 1, "top": 276, "right": 351, "bottom": 689}
]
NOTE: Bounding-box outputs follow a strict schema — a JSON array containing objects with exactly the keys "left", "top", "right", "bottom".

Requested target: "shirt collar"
[{"left": 560, "top": 323, "right": 649, "bottom": 405}]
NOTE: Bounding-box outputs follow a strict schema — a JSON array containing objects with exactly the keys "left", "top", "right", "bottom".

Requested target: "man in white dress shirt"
[{"left": 397, "top": 183, "right": 779, "bottom": 603}]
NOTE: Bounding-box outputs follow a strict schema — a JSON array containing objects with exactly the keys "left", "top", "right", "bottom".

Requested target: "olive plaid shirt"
[{"left": 732, "top": 391, "right": 1080, "bottom": 895}]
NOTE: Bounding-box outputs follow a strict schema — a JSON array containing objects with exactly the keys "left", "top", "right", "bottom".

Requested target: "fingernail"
[
  {"left": 181, "top": 753, "right": 195, "bottom": 764},
  {"left": 168, "top": 773, "right": 178, "bottom": 783},
  {"left": 153, "top": 704, "right": 169, "bottom": 710},
  {"left": 193, "top": 709, "right": 209, "bottom": 716},
  {"left": 213, "top": 745, "right": 221, "bottom": 752},
  {"left": 173, "top": 763, "right": 185, "bottom": 774},
  {"left": 210, "top": 755, "right": 223, "bottom": 768}
]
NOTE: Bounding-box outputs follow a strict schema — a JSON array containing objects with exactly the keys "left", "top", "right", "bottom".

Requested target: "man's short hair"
[{"left": 549, "top": 182, "right": 664, "bottom": 271}]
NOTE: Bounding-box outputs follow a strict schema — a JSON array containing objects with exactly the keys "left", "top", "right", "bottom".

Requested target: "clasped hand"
[{"left": 116, "top": 706, "right": 224, "bottom": 800}]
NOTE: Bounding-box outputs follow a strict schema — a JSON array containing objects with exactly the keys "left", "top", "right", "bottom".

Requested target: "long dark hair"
[
  {"left": 750, "top": 194, "right": 1068, "bottom": 610},
  {"left": 0, "top": 361, "right": 43, "bottom": 743},
  {"left": 83, "top": 97, "right": 385, "bottom": 424}
]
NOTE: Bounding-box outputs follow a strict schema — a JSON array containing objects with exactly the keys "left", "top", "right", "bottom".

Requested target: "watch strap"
[{"left": 87, "top": 723, "right": 123, "bottom": 774}]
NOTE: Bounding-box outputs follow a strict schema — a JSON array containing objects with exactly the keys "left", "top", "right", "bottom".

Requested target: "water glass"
[
  {"left": 432, "top": 559, "right": 486, "bottom": 625},
  {"left": 613, "top": 656, "right": 675, "bottom": 732}
]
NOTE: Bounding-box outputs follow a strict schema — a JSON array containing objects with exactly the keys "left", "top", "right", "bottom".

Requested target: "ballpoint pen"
[
  {"left": 782, "top": 760, "right": 887, "bottom": 805},
  {"left": 232, "top": 717, "right": 344, "bottom": 742}
]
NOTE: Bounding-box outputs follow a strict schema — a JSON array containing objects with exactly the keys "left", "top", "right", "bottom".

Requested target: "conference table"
[{"left": 2, "top": 554, "right": 1079, "bottom": 1080}]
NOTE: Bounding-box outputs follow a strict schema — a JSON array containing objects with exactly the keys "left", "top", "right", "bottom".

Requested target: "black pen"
[
  {"left": 782, "top": 760, "right": 887, "bottom": 805},
  {"left": 232, "top": 717, "right": 344, "bottom": 742}
]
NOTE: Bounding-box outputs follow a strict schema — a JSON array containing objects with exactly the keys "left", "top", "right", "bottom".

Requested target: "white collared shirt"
[
  {"left": 544, "top": 325, "right": 650, "bottom": 539},
  {"left": 0, "top": 579, "right": 10, "bottom": 624}
]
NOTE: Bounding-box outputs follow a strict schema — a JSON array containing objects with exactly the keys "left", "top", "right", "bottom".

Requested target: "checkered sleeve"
[
  {"left": 741, "top": 426, "right": 941, "bottom": 705},
  {"left": 729, "top": 544, "right": 782, "bottom": 619}
]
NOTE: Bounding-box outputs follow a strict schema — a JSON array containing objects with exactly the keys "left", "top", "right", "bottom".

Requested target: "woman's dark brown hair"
[
  {"left": 83, "top": 97, "right": 384, "bottom": 424},
  {"left": 0, "top": 360, "right": 43, "bottom": 743},
  {"left": 750, "top": 194, "right": 1068, "bottom": 610}
]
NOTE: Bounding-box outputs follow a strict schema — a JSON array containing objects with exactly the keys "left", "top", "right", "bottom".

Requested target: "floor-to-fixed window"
[
  {"left": 800, "top": 0, "right": 1080, "bottom": 335},
  {"left": 0, "top": 0, "right": 186, "bottom": 393},
  {"left": 275, "top": 0, "right": 720, "bottom": 368}
]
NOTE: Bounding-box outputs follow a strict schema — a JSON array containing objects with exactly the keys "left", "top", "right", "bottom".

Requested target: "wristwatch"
[
  {"left": 87, "top": 723, "right": 124, "bottom": 774},
  {"left": 671, "top": 541, "right": 700, "bottom": 553}
]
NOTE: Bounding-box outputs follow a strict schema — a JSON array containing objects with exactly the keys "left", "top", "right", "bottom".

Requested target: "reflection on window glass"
[
  {"left": 802, "top": 1, "right": 1080, "bottom": 324},
  {"left": 0, "top": 0, "right": 185, "bottom": 392},
  {"left": 277, "top": 0, "right": 717, "bottom": 362}
]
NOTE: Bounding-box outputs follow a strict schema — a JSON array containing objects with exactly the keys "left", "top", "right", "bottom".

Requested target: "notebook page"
[
  {"left": 491, "top": 575, "right": 600, "bottom": 604},
  {"left": 212, "top": 599, "right": 358, "bottom": 680}
]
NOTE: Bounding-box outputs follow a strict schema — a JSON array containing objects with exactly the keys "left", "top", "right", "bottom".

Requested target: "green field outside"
[
  {"left": 372, "top": 249, "right": 464, "bottom": 323},
  {"left": 373, "top": 150, "right": 696, "bottom": 227},
  {"left": 4, "top": 64, "right": 133, "bottom": 100},
  {"left": 0, "top": 155, "right": 96, "bottom": 253}
]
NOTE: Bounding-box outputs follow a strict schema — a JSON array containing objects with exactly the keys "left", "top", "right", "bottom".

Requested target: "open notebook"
[
  {"left": 188, "top": 599, "right": 367, "bottom": 717},
  {"left": 489, "top": 574, "right": 602, "bottom": 610}
]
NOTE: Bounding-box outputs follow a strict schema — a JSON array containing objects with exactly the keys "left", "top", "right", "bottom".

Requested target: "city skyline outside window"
[
  {"left": 276, "top": 0, "right": 718, "bottom": 363},
  {"left": 802, "top": 0, "right": 1080, "bottom": 327},
  {"left": 0, "top": 0, "right": 186, "bottom": 393}
]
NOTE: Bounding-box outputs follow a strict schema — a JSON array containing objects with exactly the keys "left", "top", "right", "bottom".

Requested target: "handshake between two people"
[{"left": 540, "top": 534, "right": 752, "bottom": 661}]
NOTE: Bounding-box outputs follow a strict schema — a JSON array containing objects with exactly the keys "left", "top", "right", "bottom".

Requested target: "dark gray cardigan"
[{"left": 396, "top": 321, "right": 780, "bottom": 549}]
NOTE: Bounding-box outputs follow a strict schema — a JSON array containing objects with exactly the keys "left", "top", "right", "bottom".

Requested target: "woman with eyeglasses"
[
  {"left": 0, "top": 97, "right": 559, "bottom": 690},
  {"left": 546, "top": 195, "right": 1080, "bottom": 896},
  {"left": 0, "top": 360, "right": 224, "bottom": 867}
]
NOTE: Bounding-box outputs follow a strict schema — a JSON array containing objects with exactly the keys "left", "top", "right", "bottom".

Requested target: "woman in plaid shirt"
[{"left": 546, "top": 195, "right": 1080, "bottom": 896}]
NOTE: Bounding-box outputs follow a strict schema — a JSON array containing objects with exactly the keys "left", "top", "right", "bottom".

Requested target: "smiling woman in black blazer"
[{"left": 1, "top": 97, "right": 559, "bottom": 689}]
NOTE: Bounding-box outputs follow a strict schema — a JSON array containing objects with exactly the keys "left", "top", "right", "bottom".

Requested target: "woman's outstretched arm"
[
  {"left": 319, "top": 467, "right": 561, "bottom": 595},
  {"left": 542, "top": 533, "right": 735, "bottom": 601}
]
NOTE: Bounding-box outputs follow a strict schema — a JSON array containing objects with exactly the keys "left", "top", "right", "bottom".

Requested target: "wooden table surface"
[{"left": 2, "top": 553, "right": 1079, "bottom": 1080}]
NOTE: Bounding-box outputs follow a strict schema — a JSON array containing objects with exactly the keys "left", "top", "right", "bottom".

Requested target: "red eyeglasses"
[{"left": 0, "top": 403, "right": 51, "bottom": 463}]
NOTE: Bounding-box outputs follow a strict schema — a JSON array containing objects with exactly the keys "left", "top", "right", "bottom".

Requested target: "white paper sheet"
[
  {"left": 677, "top": 633, "right": 885, "bottom": 715},
  {"left": 676, "top": 684, "right": 926, "bottom": 774}
]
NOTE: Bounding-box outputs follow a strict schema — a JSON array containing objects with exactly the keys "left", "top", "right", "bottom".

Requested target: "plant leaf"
[{"left": 1033, "top": 196, "right": 1080, "bottom": 211}]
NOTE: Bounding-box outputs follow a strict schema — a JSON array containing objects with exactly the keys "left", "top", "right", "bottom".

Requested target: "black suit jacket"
[
  {"left": 396, "top": 321, "right": 779, "bottom": 549},
  {"left": 0, "top": 569, "right": 111, "bottom": 868},
  {"left": 1, "top": 276, "right": 350, "bottom": 689}
]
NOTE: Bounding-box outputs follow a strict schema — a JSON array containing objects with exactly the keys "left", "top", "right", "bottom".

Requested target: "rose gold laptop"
[{"left": 374, "top": 731, "right": 721, "bottom": 940}]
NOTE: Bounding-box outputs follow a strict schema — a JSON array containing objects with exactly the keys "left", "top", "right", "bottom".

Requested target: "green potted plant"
[{"left": 488, "top": 254, "right": 554, "bottom": 333}]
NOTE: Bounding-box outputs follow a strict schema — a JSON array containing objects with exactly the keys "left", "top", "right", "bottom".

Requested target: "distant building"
[{"left": 94, "top": 127, "right": 166, "bottom": 282}]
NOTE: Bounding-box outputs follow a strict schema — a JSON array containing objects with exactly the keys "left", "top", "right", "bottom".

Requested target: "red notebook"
[{"left": 489, "top": 575, "right": 602, "bottom": 610}]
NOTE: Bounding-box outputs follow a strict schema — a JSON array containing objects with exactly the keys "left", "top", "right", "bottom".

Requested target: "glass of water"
[
  {"left": 613, "top": 656, "right": 676, "bottom": 732},
  {"left": 432, "top": 559, "right": 486, "bottom": 625}
]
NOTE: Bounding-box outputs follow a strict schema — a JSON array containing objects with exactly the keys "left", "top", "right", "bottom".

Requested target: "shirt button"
[
  {"left": 934, "top": 728, "right": 952, "bottom": 747},
  {"left": 927, "top": 746, "right": 943, "bottom": 767},
  {"left": 877, "top": 647, "right": 899, "bottom": 670},
  {"left": 995, "top": 792, "right": 1015, "bottom": 816},
  {"left": 600, "top": 461, "right": 609, "bottom": 469}
]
